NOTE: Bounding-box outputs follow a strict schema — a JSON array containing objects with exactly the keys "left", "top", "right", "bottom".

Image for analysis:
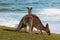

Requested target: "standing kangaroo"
[{"left": 15, "top": 7, "right": 51, "bottom": 35}]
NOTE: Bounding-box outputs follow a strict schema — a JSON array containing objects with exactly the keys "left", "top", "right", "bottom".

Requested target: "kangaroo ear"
[
  {"left": 30, "top": 7, "right": 32, "bottom": 10},
  {"left": 27, "top": 7, "right": 29, "bottom": 9},
  {"left": 46, "top": 23, "right": 49, "bottom": 28}
]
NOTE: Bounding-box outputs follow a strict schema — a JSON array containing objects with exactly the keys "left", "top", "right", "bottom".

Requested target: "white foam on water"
[
  {"left": 0, "top": 12, "right": 27, "bottom": 28},
  {"left": 39, "top": 8, "right": 60, "bottom": 16}
]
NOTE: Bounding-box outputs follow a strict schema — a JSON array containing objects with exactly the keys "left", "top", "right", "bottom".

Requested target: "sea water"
[{"left": 0, "top": 0, "right": 60, "bottom": 34}]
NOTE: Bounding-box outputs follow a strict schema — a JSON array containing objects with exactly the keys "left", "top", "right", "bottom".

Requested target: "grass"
[{"left": 0, "top": 26, "right": 60, "bottom": 40}]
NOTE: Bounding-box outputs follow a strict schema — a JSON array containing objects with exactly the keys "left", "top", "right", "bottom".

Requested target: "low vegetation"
[{"left": 0, "top": 26, "right": 60, "bottom": 40}]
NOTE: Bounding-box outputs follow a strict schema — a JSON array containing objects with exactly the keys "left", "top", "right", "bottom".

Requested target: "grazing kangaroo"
[{"left": 15, "top": 7, "right": 51, "bottom": 35}]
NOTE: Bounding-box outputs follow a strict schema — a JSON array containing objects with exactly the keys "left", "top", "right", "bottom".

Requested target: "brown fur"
[{"left": 15, "top": 7, "right": 51, "bottom": 35}]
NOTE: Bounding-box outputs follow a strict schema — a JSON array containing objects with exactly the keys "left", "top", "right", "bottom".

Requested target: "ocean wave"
[
  {"left": 0, "top": 3, "right": 14, "bottom": 5},
  {"left": 0, "top": 12, "right": 27, "bottom": 27},
  {"left": 0, "top": 8, "right": 25, "bottom": 12},
  {"left": 0, "top": 11, "right": 60, "bottom": 27},
  {"left": 37, "top": 8, "right": 60, "bottom": 16}
]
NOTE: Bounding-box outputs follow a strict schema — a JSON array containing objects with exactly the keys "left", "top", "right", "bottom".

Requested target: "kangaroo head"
[
  {"left": 45, "top": 23, "right": 51, "bottom": 35},
  {"left": 27, "top": 7, "right": 32, "bottom": 14}
]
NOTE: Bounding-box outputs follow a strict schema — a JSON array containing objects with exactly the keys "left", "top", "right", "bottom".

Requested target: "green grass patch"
[{"left": 0, "top": 26, "right": 60, "bottom": 40}]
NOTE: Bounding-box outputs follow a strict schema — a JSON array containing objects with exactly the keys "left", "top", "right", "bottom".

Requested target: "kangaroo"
[{"left": 15, "top": 7, "right": 51, "bottom": 35}]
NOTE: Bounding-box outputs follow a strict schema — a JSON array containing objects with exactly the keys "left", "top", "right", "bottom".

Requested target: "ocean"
[{"left": 0, "top": 0, "right": 60, "bottom": 34}]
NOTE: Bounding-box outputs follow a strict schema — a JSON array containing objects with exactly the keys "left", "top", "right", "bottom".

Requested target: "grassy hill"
[{"left": 0, "top": 26, "right": 60, "bottom": 40}]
